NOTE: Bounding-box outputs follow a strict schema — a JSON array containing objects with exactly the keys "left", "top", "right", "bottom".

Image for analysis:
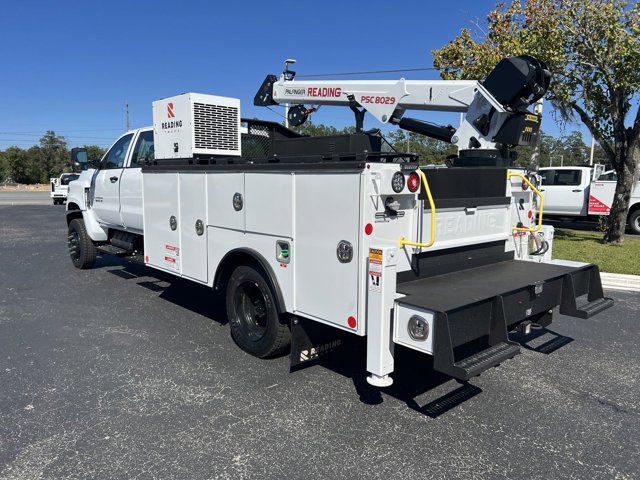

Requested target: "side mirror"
[{"left": 71, "top": 148, "right": 89, "bottom": 172}]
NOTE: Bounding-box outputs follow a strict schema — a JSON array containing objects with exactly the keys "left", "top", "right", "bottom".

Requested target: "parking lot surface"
[{"left": 0, "top": 206, "right": 638, "bottom": 479}]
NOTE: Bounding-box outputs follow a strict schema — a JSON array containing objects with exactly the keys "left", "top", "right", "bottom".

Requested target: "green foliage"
[
  {"left": 385, "top": 129, "right": 456, "bottom": 165},
  {"left": 432, "top": 0, "right": 640, "bottom": 243},
  {"left": 553, "top": 228, "right": 640, "bottom": 275},
  {"left": 0, "top": 131, "right": 106, "bottom": 184},
  {"left": 83, "top": 145, "right": 107, "bottom": 168},
  {"left": 293, "top": 122, "right": 355, "bottom": 137},
  {"left": 293, "top": 121, "right": 600, "bottom": 167}
]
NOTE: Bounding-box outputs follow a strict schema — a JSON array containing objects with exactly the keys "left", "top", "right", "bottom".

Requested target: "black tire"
[
  {"left": 53, "top": 199, "right": 59, "bottom": 205},
  {"left": 629, "top": 209, "right": 640, "bottom": 235},
  {"left": 68, "top": 218, "right": 97, "bottom": 269},
  {"left": 226, "top": 265, "right": 290, "bottom": 358}
]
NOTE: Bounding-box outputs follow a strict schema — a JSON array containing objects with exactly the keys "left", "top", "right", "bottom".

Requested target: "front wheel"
[
  {"left": 226, "top": 265, "right": 290, "bottom": 358},
  {"left": 628, "top": 210, "right": 640, "bottom": 235},
  {"left": 68, "top": 218, "right": 97, "bottom": 269}
]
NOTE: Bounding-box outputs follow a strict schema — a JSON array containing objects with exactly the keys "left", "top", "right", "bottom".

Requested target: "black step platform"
[
  {"left": 453, "top": 341, "right": 520, "bottom": 379},
  {"left": 97, "top": 244, "right": 131, "bottom": 257},
  {"left": 396, "top": 259, "right": 612, "bottom": 380}
]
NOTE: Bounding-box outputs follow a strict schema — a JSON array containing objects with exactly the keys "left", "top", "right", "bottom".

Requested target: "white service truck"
[
  {"left": 50, "top": 172, "right": 79, "bottom": 205},
  {"left": 65, "top": 56, "right": 612, "bottom": 387},
  {"left": 539, "top": 165, "right": 640, "bottom": 234}
]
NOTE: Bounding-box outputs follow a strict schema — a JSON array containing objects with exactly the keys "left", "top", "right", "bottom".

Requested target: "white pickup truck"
[
  {"left": 539, "top": 166, "right": 640, "bottom": 234},
  {"left": 50, "top": 172, "right": 80, "bottom": 205},
  {"left": 66, "top": 128, "right": 152, "bottom": 235}
]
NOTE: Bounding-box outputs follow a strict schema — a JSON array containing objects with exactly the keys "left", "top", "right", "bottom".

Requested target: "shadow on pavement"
[
  {"left": 510, "top": 327, "right": 574, "bottom": 355},
  {"left": 101, "top": 260, "right": 579, "bottom": 418},
  {"left": 103, "top": 260, "right": 227, "bottom": 326}
]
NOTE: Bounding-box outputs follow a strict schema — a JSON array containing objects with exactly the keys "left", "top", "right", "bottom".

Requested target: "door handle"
[
  {"left": 572, "top": 189, "right": 581, "bottom": 192},
  {"left": 110, "top": 176, "right": 119, "bottom": 183}
]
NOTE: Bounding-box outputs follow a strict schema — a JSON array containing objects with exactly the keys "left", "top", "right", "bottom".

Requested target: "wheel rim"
[
  {"left": 634, "top": 215, "right": 640, "bottom": 232},
  {"left": 234, "top": 280, "right": 269, "bottom": 341},
  {"left": 68, "top": 229, "right": 81, "bottom": 262}
]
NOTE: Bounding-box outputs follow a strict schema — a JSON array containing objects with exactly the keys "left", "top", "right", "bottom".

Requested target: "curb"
[{"left": 601, "top": 272, "right": 640, "bottom": 293}]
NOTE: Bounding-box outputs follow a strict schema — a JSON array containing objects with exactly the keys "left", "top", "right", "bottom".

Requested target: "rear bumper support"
[{"left": 396, "top": 260, "right": 613, "bottom": 381}]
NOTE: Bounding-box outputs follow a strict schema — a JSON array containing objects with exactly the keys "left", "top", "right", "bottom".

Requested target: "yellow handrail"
[
  {"left": 507, "top": 170, "right": 544, "bottom": 233},
  {"left": 399, "top": 169, "right": 436, "bottom": 249}
]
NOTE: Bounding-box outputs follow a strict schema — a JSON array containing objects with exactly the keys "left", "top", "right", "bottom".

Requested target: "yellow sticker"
[
  {"left": 525, "top": 114, "right": 539, "bottom": 123},
  {"left": 369, "top": 248, "right": 382, "bottom": 261}
]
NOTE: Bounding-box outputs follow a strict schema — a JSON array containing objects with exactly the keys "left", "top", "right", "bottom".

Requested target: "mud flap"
[{"left": 289, "top": 316, "right": 345, "bottom": 371}]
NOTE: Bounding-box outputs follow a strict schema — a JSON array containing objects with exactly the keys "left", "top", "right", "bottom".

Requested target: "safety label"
[
  {"left": 368, "top": 248, "right": 382, "bottom": 292},
  {"left": 164, "top": 244, "right": 180, "bottom": 271}
]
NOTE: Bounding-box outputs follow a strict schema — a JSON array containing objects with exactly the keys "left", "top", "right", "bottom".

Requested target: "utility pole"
[
  {"left": 125, "top": 102, "right": 130, "bottom": 131},
  {"left": 589, "top": 134, "right": 595, "bottom": 165},
  {"left": 530, "top": 99, "right": 544, "bottom": 170}
]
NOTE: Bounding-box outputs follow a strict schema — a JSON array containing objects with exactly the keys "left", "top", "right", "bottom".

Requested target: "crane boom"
[{"left": 255, "top": 55, "right": 551, "bottom": 165}]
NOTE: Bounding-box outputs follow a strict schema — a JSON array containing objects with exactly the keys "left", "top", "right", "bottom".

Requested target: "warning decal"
[
  {"left": 164, "top": 244, "right": 180, "bottom": 271},
  {"left": 368, "top": 248, "right": 382, "bottom": 292},
  {"left": 588, "top": 195, "right": 611, "bottom": 215}
]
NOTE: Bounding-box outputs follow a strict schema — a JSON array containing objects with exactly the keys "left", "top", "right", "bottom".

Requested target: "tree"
[
  {"left": 386, "top": 129, "right": 457, "bottom": 165},
  {"left": 1, "top": 147, "right": 29, "bottom": 183},
  {"left": 83, "top": 145, "right": 107, "bottom": 168},
  {"left": 293, "top": 122, "right": 355, "bottom": 137},
  {"left": 432, "top": 0, "right": 640, "bottom": 243},
  {"left": 39, "top": 131, "right": 68, "bottom": 182}
]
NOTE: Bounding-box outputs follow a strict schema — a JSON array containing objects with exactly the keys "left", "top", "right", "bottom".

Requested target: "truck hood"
[{"left": 66, "top": 169, "right": 97, "bottom": 210}]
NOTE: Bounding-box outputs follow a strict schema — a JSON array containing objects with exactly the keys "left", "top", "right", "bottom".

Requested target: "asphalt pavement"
[
  {"left": 0, "top": 206, "right": 638, "bottom": 479},
  {"left": 0, "top": 191, "right": 51, "bottom": 206}
]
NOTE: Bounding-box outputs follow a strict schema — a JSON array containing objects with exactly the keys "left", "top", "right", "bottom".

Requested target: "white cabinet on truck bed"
[{"left": 142, "top": 168, "right": 365, "bottom": 333}]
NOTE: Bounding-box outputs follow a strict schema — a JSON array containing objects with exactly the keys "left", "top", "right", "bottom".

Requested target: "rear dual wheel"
[{"left": 226, "top": 265, "right": 290, "bottom": 358}]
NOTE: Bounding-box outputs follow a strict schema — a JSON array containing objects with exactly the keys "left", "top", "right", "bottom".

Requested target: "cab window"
[
  {"left": 130, "top": 130, "right": 155, "bottom": 167},
  {"left": 103, "top": 134, "right": 133, "bottom": 169},
  {"left": 555, "top": 169, "right": 582, "bottom": 186},
  {"left": 539, "top": 169, "right": 554, "bottom": 185},
  {"left": 540, "top": 169, "right": 582, "bottom": 186},
  {"left": 598, "top": 171, "right": 617, "bottom": 181}
]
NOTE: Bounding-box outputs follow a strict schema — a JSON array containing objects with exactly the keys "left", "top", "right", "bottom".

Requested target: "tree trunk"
[{"left": 604, "top": 147, "right": 638, "bottom": 243}]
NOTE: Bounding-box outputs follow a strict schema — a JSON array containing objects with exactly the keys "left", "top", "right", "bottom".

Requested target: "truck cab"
[
  {"left": 538, "top": 166, "right": 593, "bottom": 217},
  {"left": 67, "top": 127, "right": 153, "bottom": 235}
]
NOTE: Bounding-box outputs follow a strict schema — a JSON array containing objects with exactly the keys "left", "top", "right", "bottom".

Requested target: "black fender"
[
  {"left": 65, "top": 203, "right": 83, "bottom": 225},
  {"left": 214, "top": 247, "right": 287, "bottom": 314}
]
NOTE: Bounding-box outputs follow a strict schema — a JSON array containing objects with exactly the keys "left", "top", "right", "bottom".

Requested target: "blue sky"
[{"left": 0, "top": 0, "right": 589, "bottom": 150}]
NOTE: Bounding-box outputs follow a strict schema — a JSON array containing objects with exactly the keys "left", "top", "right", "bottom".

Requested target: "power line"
[
  {"left": 296, "top": 67, "right": 438, "bottom": 78},
  {"left": 0, "top": 132, "right": 116, "bottom": 140}
]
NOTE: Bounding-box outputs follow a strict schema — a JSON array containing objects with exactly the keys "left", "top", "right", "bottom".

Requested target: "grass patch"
[{"left": 553, "top": 229, "right": 640, "bottom": 275}]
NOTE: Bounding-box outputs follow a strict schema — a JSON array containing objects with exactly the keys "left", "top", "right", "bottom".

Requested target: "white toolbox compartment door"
[
  {"left": 294, "top": 173, "right": 361, "bottom": 330},
  {"left": 143, "top": 173, "right": 181, "bottom": 274},
  {"left": 179, "top": 173, "right": 208, "bottom": 282}
]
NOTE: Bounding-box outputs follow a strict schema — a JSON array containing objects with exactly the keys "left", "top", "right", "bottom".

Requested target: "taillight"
[
  {"left": 407, "top": 172, "right": 420, "bottom": 192},
  {"left": 391, "top": 171, "right": 405, "bottom": 193}
]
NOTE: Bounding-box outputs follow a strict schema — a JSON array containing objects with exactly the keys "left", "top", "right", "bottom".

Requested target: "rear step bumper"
[{"left": 396, "top": 260, "right": 613, "bottom": 381}]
